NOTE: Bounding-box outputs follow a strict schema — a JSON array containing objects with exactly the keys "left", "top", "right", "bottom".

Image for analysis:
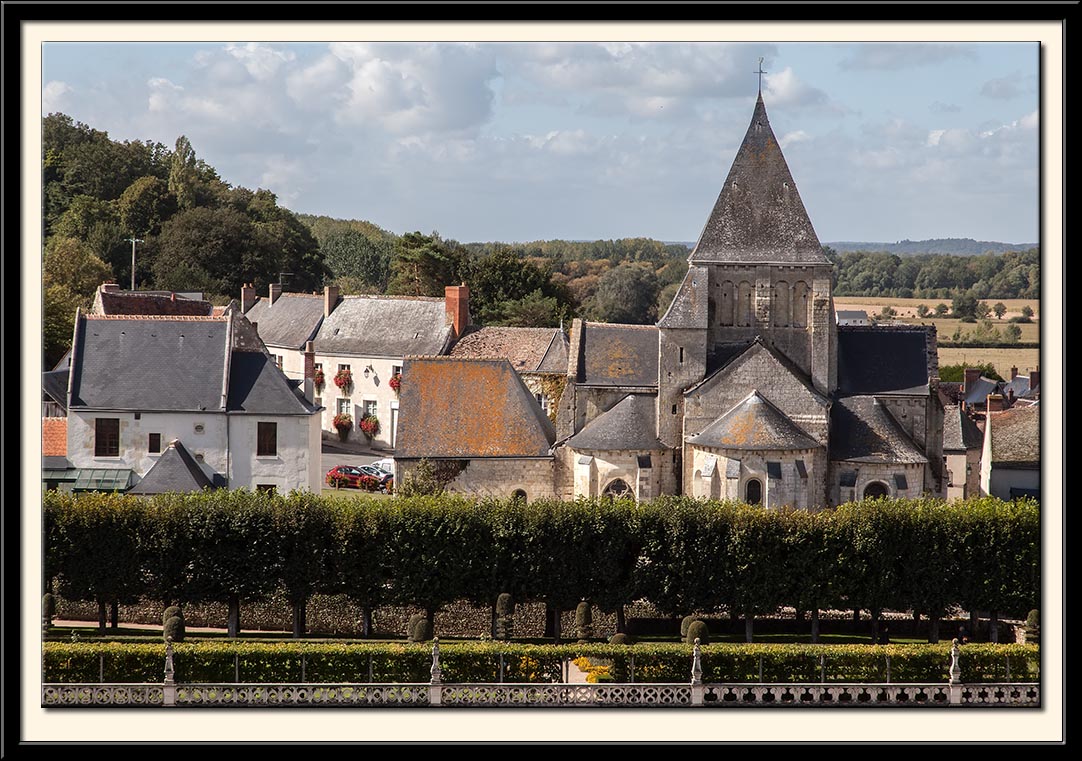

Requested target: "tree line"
[{"left": 44, "top": 491, "right": 1039, "bottom": 644}]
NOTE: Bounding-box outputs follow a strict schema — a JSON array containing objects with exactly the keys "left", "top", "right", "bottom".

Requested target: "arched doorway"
[
  {"left": 745, "top": 478, "right": 763, "bottom": 505},
  {"left": 863, "top": 481, "right": 889, "bottom": 499},
  {"left": 511, "top": 489, "right": 527, "bottom": 503},
  {"left": 602, "top": 479, "right": 632, "bottom": 499}
]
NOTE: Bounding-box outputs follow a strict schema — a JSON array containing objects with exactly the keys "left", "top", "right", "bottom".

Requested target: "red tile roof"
[{"left": 42, "top": 418, "right": 67, "bottom": 456}]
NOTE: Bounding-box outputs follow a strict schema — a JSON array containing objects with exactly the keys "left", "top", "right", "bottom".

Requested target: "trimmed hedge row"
[
  {"left": 42, "top": 641, "right": 1038, "bottom": 684},
  {"left": 43, "top": 492, "right": 1040, "bottom": 637}
]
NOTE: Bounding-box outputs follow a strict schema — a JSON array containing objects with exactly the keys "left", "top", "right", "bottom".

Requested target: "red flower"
[
  {"left": 334, "top": 368, "right": 353, "bottom": 390},
  {"left": 389, "top": 373, "right": 402, "bottom": 393}
]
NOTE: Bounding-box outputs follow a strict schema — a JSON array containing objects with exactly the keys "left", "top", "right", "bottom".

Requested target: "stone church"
[{"left": 396, "top": 93, "right": 945, "bottom": 508}]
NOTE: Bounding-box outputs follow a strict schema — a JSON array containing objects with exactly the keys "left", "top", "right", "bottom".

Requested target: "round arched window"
[
  {"left": 863, "top": 481, "right": 889, "bottom": 500},
  {"left": 602, "top": 479, "right": 631, "bottom": 498},
  {"left": 745, "top": 478, "right": 763, "bottom": 505},
  {"left": 511, "top": 489, "right": 527, "bottom": 503}
]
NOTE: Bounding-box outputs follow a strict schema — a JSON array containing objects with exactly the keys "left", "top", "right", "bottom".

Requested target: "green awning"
[
  {"left": 71, "top": 468, "right": 134, "bottom": 491},
  {"left": 42, "top": 469, "right": 78, "bottom": 482}
]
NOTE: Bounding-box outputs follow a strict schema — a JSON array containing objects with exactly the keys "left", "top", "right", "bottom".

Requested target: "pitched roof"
[
  {"left": 450, "top": 326, "right": 568, "bottom": 373},
  {"left": 689, "top": 94, "right": 829, "bottom": 265},
  {"left": 226, "top": 351, "right": 321, "bottom": 414},
  {"left": 657, "top": 266, "right": 709, "bottom": 329},
  {"left": 395, "top": 357, "right": 555, "bottom": 458},
  {"left": 942, "top": 404, "right": 984, "bottom": 452},
  {"left": 567, "top": 394, "right": 665, "bottom": 451},
  {"left": 830, "top": 395, "right": 927, "bottom": 464},
  {"left": 938, "top": 382, "right": 965, "bottom": 407},
  {"left": 69, "top": 315, "right": 229, "bottom": 411},
  {"left": 42, "top": 418, "right": 67, "bottom": 457},
  {"left": 579, "top": 322, "right": 658, "bottom": 387},
  {"left": 313, "top": 295, "right": 453, "bottom": 358},
  {"left": 687, "top": 391, "right": 819, "bottom": 451},
  {"left": 127, "top": 440, "right": 216, "bottom": 494},
  {"left": 95, "top": 289, "right": 214, "bottom": 317},
  {"left": 988, "top": 404, "right": 1040, "bottom": 467},
  {"left": 1003, "top": 375, "right": 1031, "bottom": 399},
  {"left": 963, "top": 376, "right": 1001, "bottom": 406},
  {"left": 837, "top": 325, "right": 933, "bottom": 395},
  {"left": 243, "top": 293, "right": 327, "bottom": 350},
  {"left": 42, "top": 369, "right": 69, "bottom": 410}
]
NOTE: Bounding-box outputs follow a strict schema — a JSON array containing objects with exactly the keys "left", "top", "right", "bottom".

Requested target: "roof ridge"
[{"left": 84, "top": 314, "right": 226, "bottom": 321}]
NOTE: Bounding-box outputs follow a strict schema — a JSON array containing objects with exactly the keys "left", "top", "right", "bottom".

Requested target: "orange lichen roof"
[
  {"left": 395, "top": 357, "right": 555, "bottom": 458},
  {"left": 688, "top": 390, "right": 818, "bottom": 451},
  {"left": 42, "top": 418, "right": 67, "bottom": 456},
  {"left": 581, "top": 322, "right": 658, "bottom": 387}
]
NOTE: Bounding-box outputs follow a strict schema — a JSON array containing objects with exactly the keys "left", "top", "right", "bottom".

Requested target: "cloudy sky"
[{"left": 41, "top": 40, "right": 1039, "bottom": 244}]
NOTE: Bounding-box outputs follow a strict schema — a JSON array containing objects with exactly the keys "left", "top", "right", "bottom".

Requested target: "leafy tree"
[
  {"left": 588, "top": 263, "right": 660, "bottom": 324},
  {"left": 462, "top": 247, "right": 572, "bottom": 325},
  {"left": 498, "top": 289, "right": 569, "bottom": 328},
  {"left": 952, "top": 291, "right": 979, "bottom": 320},
  {"left": 877, "top": 305, "right": 897, "bottom": 321},
  {"left": 1021, "top": 305, "right": 1034, "bottom": 319},
  {"left": 43, "top": 236, "right": 112, "bottom": 298},
  {"left": 322, "top": 228, "right": 392, "bottom": 291},
  {"left": 993, "top": 302, "right": 1007, "bottom": 319},
  {"left": 974, "top": 301, "right": 992, "bottom": 320},
  {"left": 939, "top": 362, "right": 1004, "bottom": 383},
  {"left": 43, "top": 283, "right": 82, "bottom": 367},
  {"left": 1004, "top": 323, "right": 1023, "bottom": 343},
  {"left": 118, "top": 175, "right": 174, "bottom": 236},
  {"left": 386, "top": 232, "right": 460, "bottom": 297},
  {"left": 656, "top": 281, "right": 681, "bottom": 319},
  {"left": 916, "top": 304, "right": 930, "bottom": 318},
  {"left": 168, "top": 136, "right": 199, "bottom": 210},
  {"left": 934, "top": 303, "right": 950, "bottom": 317}
]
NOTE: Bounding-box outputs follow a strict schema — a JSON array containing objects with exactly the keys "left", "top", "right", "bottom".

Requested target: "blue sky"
[{"left": 41, "top": 41, "right": 1039, "bottom": 244}]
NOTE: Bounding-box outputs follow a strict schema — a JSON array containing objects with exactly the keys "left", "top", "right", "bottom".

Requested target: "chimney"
[
  {"left": 1029, "top": 368, "right": 1040, "bottom": 391},
  {"left": 250, "top": 321, "right": 258, "bottom": 338},
  {"left": 324, "top": 285, "right": 340, "bottom": 318},
  {"left": 445, "top": 283, "right": 471, "bottom": 341},
  {"left": 241, "top": 282, "right": 257, "bottom": 313},
  {"left": 269, "top": 282, "right": 282, "bottom": 305},
  {"left": 1010, "top": 365, "right": 1018, "bottom": 380},
  {"left": 963, "top": 367, "right": 981, "bottom": 394},
  {"left": 170, "top": 292, "right": 176, "bottom": 302},
  {"left": 301, "top": 341, "right": 316, "bottom": 402},
  {"left": 100, "top": 282, "right": 121, "bottom": 293},
  {"left": 986, "top": 393, "right": 1006, "bottom": 414}
]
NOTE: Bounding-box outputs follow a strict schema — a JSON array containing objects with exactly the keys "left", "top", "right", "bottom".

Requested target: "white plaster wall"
[
  {"left": 316, "top": 352, "right": 403, "bottom": 449},
  {"left": 67, "top": 410, "right": 228, "bottom": 480},
  {"left": 688, "top": 446, "right": 818, "bottom": 509},
  {"left": 945, "top": 450, "right": 981, "bottom": 500},
  {"left": 227, "top": 414, "right": 319, "bottom": 493},
  {"left": 568, "top": 450, "right": 661, "bottom": 500}
]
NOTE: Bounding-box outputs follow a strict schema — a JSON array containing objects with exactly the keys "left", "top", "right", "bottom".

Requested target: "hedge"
[{"left": 42, "top": 642, "right": 1038, "bottom": 685}]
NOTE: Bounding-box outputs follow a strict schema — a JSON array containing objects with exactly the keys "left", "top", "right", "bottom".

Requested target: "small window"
[
  {"left": 338, "top": 364, "right": 351, "bottom": 373},
  {"left": 511, "top": 489, "right": 527, "bottom": 503},
  {"left": 148, "top": 433, "right": 161, "bottom": 454},
  {"left": 315, "top": 363, "right": 323, "bottom": 373},
  {"left": 679, "top": 347, "right": 684, "bottom": 364},
  {"left": 274, "top": 355, "right": 283, "bottom": 369},
  {"left": 257, "top": 422, "right": 277, "bottom": 457},
  {"left": 134, "top": 412, "right": 141, "bottom": 420},
  {"left": 745, "top": 478, "right": 763, "bottom": 505},
  {"left": 672, "top": 404, "right": 678, "bottom": 414},
  {"left": 535, "top": 393, "right": 549, "bottom": 412},
  {"left": 194, "top": 423, "right": 205, "bottom": 434},
  {"left": 392, "top": 364, "right": 402, "bottom": 377},
  {"left": 95, "top": 418, "right": 120, "bottom": 457},
  {"left": 364, "top": 400, "right": 378, "bottom": 418}
]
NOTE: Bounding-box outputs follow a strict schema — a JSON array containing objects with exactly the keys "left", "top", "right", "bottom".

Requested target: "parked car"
[
  {"left": 370, "top": 457, "right": 395, "bottom": 475},
  {"left": 357, "top": 464, "right": 394, "bottom": 490},
  {"left": 326, "top": 465, "right": 366, "bottom": 489}
]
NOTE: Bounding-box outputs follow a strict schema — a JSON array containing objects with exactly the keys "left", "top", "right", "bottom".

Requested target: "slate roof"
[
  {"left": 942, "top": 405, "right": 984, "bottom": 452},
  {"left": 963, "top": 376, "right": 1000, "bottom": 406},
  {"left": 579, "top": 323, "right": 659, "bottom": 387},
  {"left": 127, "top": 440, "right": 216, "bottom": 495},
  {"left": 689, "top": 94, "right": 829, "bottom": 265},
  {"left": 837, "top": 326, "right": 932, "bottom": 395},
  {"left": 395, "top": 357, "right": 555, "bottom": 458},
  {"left": 96, "top": 289, "right": 214, "bottom": 317},
  {"left": 938, "top": 382, "right": 965, "bottom": 407},
  {"left": 227, "top": 351, "right": 321, "bottom": 415},
  {"left": 313, "top": 295, "right": 453, "bottom": 358},
  {"left": 687, "top": 391, "right": 819, "bottom": 451},
  {"left": 657, "top": 266, "right": 709, "bottom": 330},
  {"left": 987, "top": 405, "right": 1040, "bottom": 467},
  {"left": 42, "top": 369, "right": 69, "bottom": 410},
  {"left": 829, "top": 396, "right": 927, "bottom": 464},
  {"left": 1003, "top": 375, "right": 1031, "bottom": 399},
  {"left": 566, "top": 394, "right": 666, "bottom": 451},
  {"left": 451, "top": 327, "right": 568, "bottom": 373},
  {"left": 244, "top": 293, "right": 327, "bottom": 350}
]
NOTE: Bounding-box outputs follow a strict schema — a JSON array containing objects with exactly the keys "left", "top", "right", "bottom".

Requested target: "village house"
[
  {"left": 396, "top": 93, "right": 949, "bottom": 508},
  {"left": 942, "top": 403, "right": 984, "bottom": 499},
  {"left": 980, "top": 400, "right": 1040, "bottom": 500}
]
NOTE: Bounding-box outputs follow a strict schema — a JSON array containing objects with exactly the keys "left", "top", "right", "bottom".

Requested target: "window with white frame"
[
  {"left": 337, "top": 398, "right": 351, "bottom": 417},
  {"left": 364, "top": 400, "right": 378, "bottom": 418}
]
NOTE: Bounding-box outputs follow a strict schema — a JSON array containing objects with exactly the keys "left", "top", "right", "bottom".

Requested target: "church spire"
[{"left": 688, "top": 92, "right": 829, "bottom": 265}]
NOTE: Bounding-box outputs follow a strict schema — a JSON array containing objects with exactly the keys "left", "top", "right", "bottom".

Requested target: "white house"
[{"left": 63, "top": 308, "right": 323, "bottom": 493}]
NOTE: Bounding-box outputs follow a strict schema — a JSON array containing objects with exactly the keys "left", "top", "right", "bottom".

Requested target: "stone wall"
[
  {"left": 829, "top": 461, "right": 926, "bottom": 505},
  {"left": 688, "top": 445, "right": 822, "bottom": 509},
  {"left": 398, "top": 457, "right": 556, "bottom": 501}
]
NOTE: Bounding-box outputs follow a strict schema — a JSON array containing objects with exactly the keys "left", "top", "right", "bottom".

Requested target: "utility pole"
[{"left": 126, "top": 237, "right": 144, "bottom": 290}]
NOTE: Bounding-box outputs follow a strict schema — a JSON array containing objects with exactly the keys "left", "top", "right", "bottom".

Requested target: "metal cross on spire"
[{"left": 756, "top": 57, "right": 767, "bottom": 93}]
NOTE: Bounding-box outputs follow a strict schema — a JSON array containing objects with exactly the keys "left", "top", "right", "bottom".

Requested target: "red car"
[{"left": 326, "top": 465, "right": 391, "bottom": 492}]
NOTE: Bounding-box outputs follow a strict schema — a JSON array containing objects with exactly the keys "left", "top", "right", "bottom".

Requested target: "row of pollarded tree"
[{"left": 43, "top": 491, "right": 1038, "bottom": 642}]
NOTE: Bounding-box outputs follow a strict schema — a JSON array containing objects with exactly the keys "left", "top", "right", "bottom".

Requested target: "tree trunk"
[
  {"left": 810, "top": 608, "right": 820, "bottom": 643},
  {"left": 110, "top": 601, "right": 119, "bottom": 630},
  {"left": 871, "top": 608, "right": 881, "bottom": 644},
  {"left": 795, "top": 608, "right": 805, "bottom": 623},
  {"left": 291, "top": 598, "right": 306, "bottom": 638},
  {"left": 361, "top": 606, "right": 373, "bottom": 639},
  {"left": 227, "top": 594, "right": 241, "bottom": 638},
  {"left": 616, "top": 605, "right": 627, "bottom": 634},
  {"left": 970, "top": 609, "right": 979, "bottom": 642},
  {"left": 852, "top": 608, "right": 861, "bottom": 634},
  {"left": 745, "top": 612, "right": 754, "bottom": 643},
  {"left": 929, "top": 614, "right": 941, "bottom": 644},
  {"left": 990, "top": 610, "right": 999, "bottom": 643},
  {"left": 97, "top": 600, "right": 107, "bottom": 632}
]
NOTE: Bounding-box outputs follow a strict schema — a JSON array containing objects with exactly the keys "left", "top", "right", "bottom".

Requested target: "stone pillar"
[
  {"left": 754, "top": 265, "right": 773, "bottom": 332},
  {"left": 428, "top": 637, "right": 442, "bottom": 707},
  {"left": 690, "top": 637, "right": 704, "bottom": 706},
  {"left": 268, "top": 282, "right": 282, "bottom": 305},
  {"left": 163, "top": 640, "right": 176, "bottom": 708},
  {"left": 324, "top": 284, "right": 340, "bottom": 318},
  {"left": 810, "top": 266, "right": 836, "bottom": 394},
  {"left": 240, "top": 282, "right": 256, "bottom": 312}
]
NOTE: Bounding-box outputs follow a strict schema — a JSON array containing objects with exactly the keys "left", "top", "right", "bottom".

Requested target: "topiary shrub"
[
  {"left": 1024, "top": 609, "right": 1039, "bottom": 645},
  {"left": 495, "top": 593, "right": 515, "bottom": 641},
  {"left": 162, "top": 606, "right": 182, "bottom": 628},
  {"left": 163, "top": 615, "right": 186, "bottom": 643},
  {"left": 609, "top": 633, "right": 634, "bottom": 645},
  {"left": 42, "top": 593, "right": 56, "bottom": 630},
  {"left": 575, "top": 601, "right": 593, "bottom": 641},
  {"left": 408, "top": 614, "right": 433, "bottom": 642},
  {"left": 686, "top": 619, "right": 710, "bottom": 646},
  {"left": 680, "top": 615, "right": 702, "bottom": 639}
]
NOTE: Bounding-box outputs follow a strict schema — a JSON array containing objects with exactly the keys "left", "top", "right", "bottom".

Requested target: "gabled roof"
[
  {"left": 963, "top": 376, "right": 1000, "bottom": 406},
  {"left": 686, "top": 337, "right": 828, "bottom": 407},
  {"left": 95, "top": 289, "right": 214, "bottom": 317},
  {"left": 1003, "top": 375, "right": 1031, "bottom": 399},
  {"left": 42, "top": 369, "right": 69, "bottom": 410},
  {"left": 244, "top": 293, "right": 327, "bottom": 350},
  {"left": 943, "top": 404, "right": 984, "bottom": 452},
  {"left": 830, "top": 395, "right": 927, "bottom": 464},
  {"left": 687, "top": 391, "right": 819, "bottom": 451},
  {"left": 450, "top": 326, "right": 568, "bottom": 373},
  {"left": 838, "top": 325, "right": 933, "bottom": 396},
  {"left": 579, "top": 322, "right": 658, "bottom": 387},
  {"left": 987, "top": 404, "right": 1039, "bottom": 467},
  {"left": 689, "top": 94, "right": 829, "bottom": 265},
  {"left": 395, "top": 357, "right": 555, "bottom": 458},
  {"left": 313, "top": 295, "right": 453, "bottom": 358},
  {"left": 567, "top": 394, "right": 665, "bottom": 452},
  {"left": 657, "top": 266, "right": 709, "bottom": 330},
  {"left": 226, "top": 351, "right": 321, "bottom": 414},
  {"left": 127, "top": 440, "right": 216, "bottom": 495}
]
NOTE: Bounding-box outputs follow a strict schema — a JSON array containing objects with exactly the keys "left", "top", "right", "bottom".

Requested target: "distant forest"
[
  {"left": 40, "top": 113, "right": 1040, "bottom": 366},
  {"left": 825, "top": 238, "right": 1037, "bottom": 256}
]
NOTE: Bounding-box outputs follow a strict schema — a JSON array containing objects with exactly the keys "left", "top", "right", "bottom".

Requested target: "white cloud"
[
  {"left": 926, "top": 129, "right": 945, "bottom": 147},
  {"left": 225, "top": 43, "right": 296, "bottom": 80},
  {"left": 980, "top": 71, "right": 1037, "bottom": 100},
  {"left": 779, "top": 130, "right": 811, "bottom": 149},
  {"left": 42, "top": 80, "right": 72, "bottom": 114}
]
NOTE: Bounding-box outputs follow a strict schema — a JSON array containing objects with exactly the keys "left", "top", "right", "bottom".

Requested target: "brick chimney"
[
  {"left": 324, "top": 285, "right": 340, "bottom": 318},
  {"left": 241, "top": 282, "right": 257, "bottom": 313},
  {"left": 269, "top": 282, "right": 283, "bottom": 305},
  {"left": 1010, "top": 365, "right": 1018, "bottom": 380},
  {"left": 1029, "top": 368, "right": 1040, "bottom": 391},
  {"left": 100, "top": 281, "right": 121, "bottom": 294},
  {"left": 445, "top": 284, "right": 471, "bottom": 341},
  {"left": 963, "top": 367, "right": 981, "bottom": 395},
  {"left": 303, "top": 340, "right": 316, "bottom": 402},
  {"left": 986, "top": 393, "right": 1006, "bottom": 414}
]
